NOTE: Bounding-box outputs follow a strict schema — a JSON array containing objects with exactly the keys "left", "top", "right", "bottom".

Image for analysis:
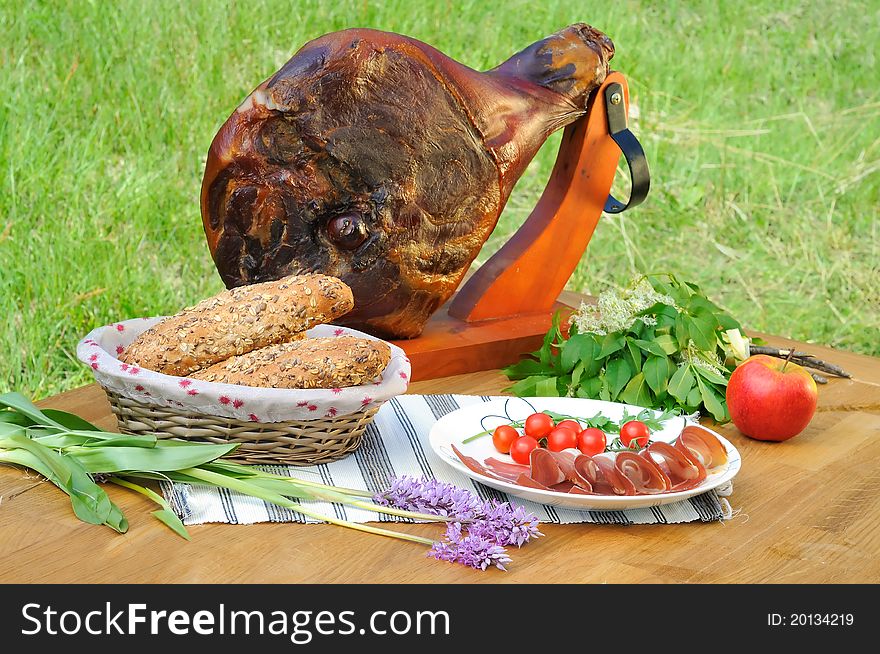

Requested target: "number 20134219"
[{"left": 768, "top": 614, "right": 854, "bottom": 627}]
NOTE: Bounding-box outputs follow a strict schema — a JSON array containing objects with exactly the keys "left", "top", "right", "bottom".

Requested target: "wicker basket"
[{"left": 104, "top": 389, "right": 381, "bottom": 466}]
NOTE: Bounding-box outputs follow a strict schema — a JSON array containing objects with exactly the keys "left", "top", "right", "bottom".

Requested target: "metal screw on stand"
[{"left": 610, "top": 92, "right": 622, "bottom": 105}]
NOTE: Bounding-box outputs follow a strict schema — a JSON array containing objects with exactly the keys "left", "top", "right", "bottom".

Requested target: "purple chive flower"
[
  {"left": 374, "top": 476, "right": 543, "bottom": 547},
  {"left": 428, "top": 523, "right": 512, "bottom": 571},
  {"left": 375, "top": 476, "right": 482, "bottom": 520},
  {"left": 466, "top": 501, "right": 542, "bottom": 547}
]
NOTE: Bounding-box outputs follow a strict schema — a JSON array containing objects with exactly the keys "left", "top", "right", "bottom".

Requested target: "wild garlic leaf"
[
  {"left": 110, "top": 477, "right": 190, "bottom": 541},
  {"left": 598, "top": 333, "right": 626, "bottom": 358},
  {"left": 686, "top": 385, "right": 702, "bottom": 408},
  {"left": 535, "top": 377, "right": 560, "bottom": 397},
  {"left": 654, "top": 334, "right": 679, "bottom": 355},
  {"left": 643, "top": 355, "right": 670, "bottom": 394},
  {"left": 687, "top": 312, "right": 717, "bottom": 351},
  {"left": 0, "top": 411, "right": 34, "bottom": 426},
  {"left": 620, "top": 373, "right": 651, "bottom": 407},
  {"left": 693, "top": 365, "right": 729, "bottom": 386},
  {"left": 625, "top": 338, "right": 642, "bottom": 373},
  {"left": 41, "top": 409, "right": 103, "bottom": 431},
  {"left": 697, "top": 377, "right": 727, "bottom": 422},
  {"left": 503, "top": 357, "right": 552, "bottom": 379},
  {"left": 605, "top": 357, "right": 632, "bottom": 400},
  {"left": 633, "top": 339, "right": 668, "bottom": 357},
  {"left": 0, "top": 392, "right": 64, "bottom": 429},
  {"left": 561, "top": 334, "right": 598, "bottom": 374},
  {"left": 668, "top": 364, "right": 695, "bottom": 402}
]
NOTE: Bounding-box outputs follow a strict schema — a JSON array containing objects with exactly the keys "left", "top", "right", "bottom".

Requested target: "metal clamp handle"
[{"left": 603, "top": 82, "right": 650, "bottom": 214}]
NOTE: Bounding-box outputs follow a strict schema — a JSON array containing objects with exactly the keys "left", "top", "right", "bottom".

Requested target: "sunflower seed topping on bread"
[
  {"left": 119, "top": 274, "right": 354, "bottom": 376},
  {"left": 190, "top": 337, "right": 391, "bottom": 389}
]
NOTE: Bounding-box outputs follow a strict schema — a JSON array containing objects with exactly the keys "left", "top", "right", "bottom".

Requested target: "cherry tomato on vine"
[
  {"left": 510, "top": 435, "right": 540, "bottom": 465},
  {"left": 524, "top": 412, "right": 555, "bottom": 439},
  {"left": 546, "top": 426, "right": 579, "bottom": 452},
  {"left": 620, "top": 420, "right": 651, "bottom": 448},
  {"left": 555, "top": 419, "right": 583, "bottom": 434},
  {"left": 492, "top": 425, "right": 520, "bottom": 454},
  {"left": 577, "top": 428, "right": 607, "bottom": 456}
]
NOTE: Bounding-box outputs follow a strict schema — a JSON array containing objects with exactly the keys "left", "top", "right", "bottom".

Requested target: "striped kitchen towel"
[{"left": 161, "top": 394, "right": 733, "bottom": 526}]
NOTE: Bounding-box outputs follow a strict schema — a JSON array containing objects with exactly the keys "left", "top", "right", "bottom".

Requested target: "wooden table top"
[{"left": 2, "top": 332, "right": 878, "bottom": 584}]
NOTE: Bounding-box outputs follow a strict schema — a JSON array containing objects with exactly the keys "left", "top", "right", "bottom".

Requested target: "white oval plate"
[{"left": 428, "top": 397, "right": 741, "bottom": 510}]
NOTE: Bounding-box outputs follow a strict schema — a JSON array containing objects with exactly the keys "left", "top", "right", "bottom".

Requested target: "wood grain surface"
[{"left": 1, "top": 330, "right": 878, "bottom": 584}]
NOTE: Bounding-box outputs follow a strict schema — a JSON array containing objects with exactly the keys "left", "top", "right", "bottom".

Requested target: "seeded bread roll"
[
  {"left": 120, "top": 274, "right": 354, "bottom": 376},
  {"left": 190, "top": 336, "right": 392, "bottom": 389}
]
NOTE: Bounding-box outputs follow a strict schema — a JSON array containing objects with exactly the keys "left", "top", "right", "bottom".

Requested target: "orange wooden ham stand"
[{"left": 391, "top": 72, "right": 649, "bottom": 381}]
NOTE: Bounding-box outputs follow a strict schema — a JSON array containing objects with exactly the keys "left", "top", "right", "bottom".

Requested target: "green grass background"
[{"left": 1, "top": 0, "right": 878, "bottom": 399}]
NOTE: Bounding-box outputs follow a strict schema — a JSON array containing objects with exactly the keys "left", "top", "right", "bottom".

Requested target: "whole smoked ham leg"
[{"left": 201, "top": 25, "right": 614, "bottom": 338}]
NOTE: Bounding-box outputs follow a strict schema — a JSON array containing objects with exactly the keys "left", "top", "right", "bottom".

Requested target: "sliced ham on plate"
[
  {"left": 450, "top": 444, "right": 516, "bottom": 482},
  {"left": 451, "top": 421, "right": 730, "bottom": 498},
  {"left": 643, "top": 441, "right": 707, "bottom": 491},
  {"left": 676, "top": 424, "right": 729, "bottom": 469},
  {"left": 590, "top": 454, "right": 637, "bottom": 496},
  {"left": 528, "top": 447, "right": 566, "bottom": 487}
]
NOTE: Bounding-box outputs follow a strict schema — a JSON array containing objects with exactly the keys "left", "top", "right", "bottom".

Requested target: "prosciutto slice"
[
  {"left": 613, "top": 451, "right": 671, "bottom": 494},
  {"left": 643, "top": 441, "right": 707, "bottom": 491},
  {"left": 516, "top": 473, "right": 554, "bottom": 490},
  {"left": 547, "top": 450, "right": 594, "bottom": 491},
  {"left": 590, "top": 454, "right": 637, "bottom": 496},
  {"left": 675, "top": 425, "right": 728, "bottom": 470},
  {"left": 451, "top": 444, "right": 515, "bottom": 482},
  {"left": 485, "top": 457, "right": 531, "bottom": 479},
  {"left": 529, "top": 448, "right": 566, "bottom": 487}
]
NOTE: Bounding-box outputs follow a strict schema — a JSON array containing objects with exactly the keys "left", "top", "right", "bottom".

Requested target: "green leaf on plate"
[
  {"left": 581, "top": 376, "right": 602, "bottom": 398},
  {"left": 598, "top": 376, "right": 611, "bottom": 402},
  {"left": 570, "top": 361, "right": 585, "bottom": 388},
  {"left": 675, "top": 313, "right": 691, "bottom": 348},
  {"left": 686, "top": 385, "right": 702, "bottom": 408}
]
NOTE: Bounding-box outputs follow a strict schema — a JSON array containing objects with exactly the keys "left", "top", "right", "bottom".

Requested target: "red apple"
[{"left": 726, "top": 354, "right": 818, "bottom": 441}]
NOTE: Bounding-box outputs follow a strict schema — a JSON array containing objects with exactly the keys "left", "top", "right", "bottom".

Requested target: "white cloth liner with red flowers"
[{"left": 76, "top": 317, "right": 411, "bottom": 422}]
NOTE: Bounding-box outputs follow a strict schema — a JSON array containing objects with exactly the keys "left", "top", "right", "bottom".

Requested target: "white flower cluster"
[
  {"left": 571, "top": 278, "right": 678, "bottom": 336},
  {"left": 679, "top": 342, "right": 726, "bottom": 376}
]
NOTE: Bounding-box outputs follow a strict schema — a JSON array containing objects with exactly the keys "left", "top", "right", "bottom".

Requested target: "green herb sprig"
[{"left": 503, "top": 274, "right": 748, "bottom": 422}]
